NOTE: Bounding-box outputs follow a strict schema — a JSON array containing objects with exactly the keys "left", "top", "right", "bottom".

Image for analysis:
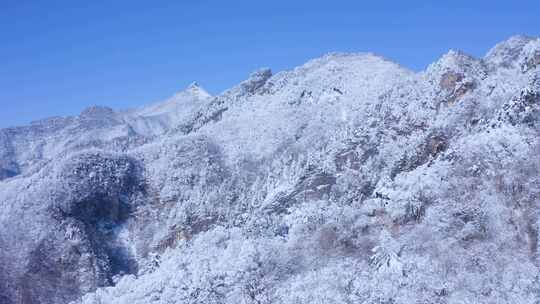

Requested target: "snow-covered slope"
[
  {"left": 122, "top": 82, "right": 212, "bottom": 136},
  {"left": 1, "top": 36, "right": 540, "bottom": 304}
]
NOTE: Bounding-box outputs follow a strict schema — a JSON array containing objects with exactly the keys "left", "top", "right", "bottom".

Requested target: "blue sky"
[{"left": 1, "top": 1, "right": 539, "bottom": 128}]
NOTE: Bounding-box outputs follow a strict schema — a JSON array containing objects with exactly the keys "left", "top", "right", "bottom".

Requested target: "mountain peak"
[
  {"left": 187, "top": 81, "right": 200, "bottom": 90},
  {"left": 79, "top": 105, "right": 116, "bottom": 120},
  {"left": 435, "top": 49, "right": 479, "bottom": 69},
  {"left": 424, "top": 49, "right": 485, "bottom": 83},
  {"left": 181, "top": 82, "right": 211, "bottom": 99},
  {"left": 484, "top": 34, "right": 536, "bottom": 68},
  {"left": 237, "top": 68, "right": 273, "bottom": 95},
  {"left": 248, "top": 68, "right": 272, "bottom": 81},
  {"left": 306, "top": 52, "right": 399, "bottom": 68}
]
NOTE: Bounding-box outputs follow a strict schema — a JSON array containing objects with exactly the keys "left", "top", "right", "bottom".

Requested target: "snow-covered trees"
[{"left": 2, "top": 35, "right": 540, "bottom": 303}]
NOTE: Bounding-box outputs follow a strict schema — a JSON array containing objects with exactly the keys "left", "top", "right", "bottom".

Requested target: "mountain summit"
[{"left": 1, "top": 36, "right": 540, "bottom": 304}]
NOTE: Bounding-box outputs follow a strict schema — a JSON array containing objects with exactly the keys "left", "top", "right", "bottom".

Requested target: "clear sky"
[{"left": 1, "top": 1, "right": 539, "bottom": 128}]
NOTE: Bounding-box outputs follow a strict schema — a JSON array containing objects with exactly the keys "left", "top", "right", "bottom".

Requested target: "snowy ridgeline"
[{"left": 0, "top": 35, "right": 540, "bottom": 304}]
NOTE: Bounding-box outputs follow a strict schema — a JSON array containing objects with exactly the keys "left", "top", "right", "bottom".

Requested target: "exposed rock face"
[
  {"left": 240, "top": 68, "right": 273, "bottom": 94},
  {"left": 523, "top": 44, "right": 540, "bottom": 72},
  {"left": 1, "top": 36, "right": 540, "bottom": 304}
]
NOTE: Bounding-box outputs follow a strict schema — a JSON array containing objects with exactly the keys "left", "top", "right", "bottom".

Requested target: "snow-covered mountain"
[{"left": 1, "top": 35, "right": 540, "bottom": 304}]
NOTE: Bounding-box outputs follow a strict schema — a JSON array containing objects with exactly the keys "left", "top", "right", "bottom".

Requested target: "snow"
[{"left": 1, "top": 36, "right": 540, "bottom": 304}]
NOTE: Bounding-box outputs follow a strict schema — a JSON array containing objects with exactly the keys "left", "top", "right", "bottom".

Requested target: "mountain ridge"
[{"left": 1, "top": 35, "right": 540, "bottom": 304}]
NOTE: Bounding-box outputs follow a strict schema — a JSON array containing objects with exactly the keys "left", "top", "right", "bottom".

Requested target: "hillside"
[{"left": 1, "top": 35, "right": 540, "bottom": 304}]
